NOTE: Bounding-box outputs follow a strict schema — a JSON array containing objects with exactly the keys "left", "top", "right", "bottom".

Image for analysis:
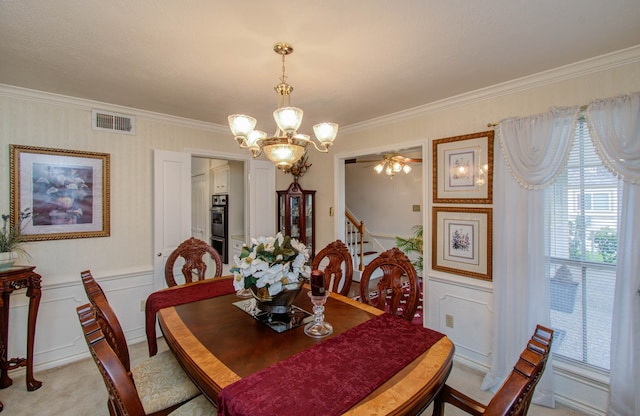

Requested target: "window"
[{"left": 548, "top": 117, "right": 621, "bottom": 370}]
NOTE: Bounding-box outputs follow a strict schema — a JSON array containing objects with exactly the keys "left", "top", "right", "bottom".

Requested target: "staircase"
[{"left": 345, "top": 209, "right": 383, "bottom": 282}]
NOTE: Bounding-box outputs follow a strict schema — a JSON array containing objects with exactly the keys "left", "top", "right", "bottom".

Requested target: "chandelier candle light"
[{"left": 228, "top": 42, "right": 339, "bottom": 169}]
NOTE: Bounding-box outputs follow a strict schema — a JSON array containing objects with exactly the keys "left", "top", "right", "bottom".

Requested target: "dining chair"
[
  {"left": 431, "top": 325, "right": 554, "bottom": 416},
  {"left": 359, "top": 247, "right": 420, "bottom": 321},
  {"left": 311, "top": 239, "right": 353, "bottom": 296},
  {"left": 164, "top": 237, "right": 222, "bottom": 287},
  {"left": 76, "top": 304, "right": 216, "bottom": 416},
  {"left": 80, "top": 270, "right": 201, "bottom": 415}
]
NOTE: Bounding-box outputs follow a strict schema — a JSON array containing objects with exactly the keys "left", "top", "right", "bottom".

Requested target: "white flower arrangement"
[{"left": 231, "top": 232, "right": 311, "bottom": 298}]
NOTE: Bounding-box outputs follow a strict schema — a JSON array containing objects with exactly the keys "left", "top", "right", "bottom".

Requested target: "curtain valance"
[
  {"left": 497, "top": 106, "right": 579, "bottom": 190},
  {"left": 587, "top": 92, "right": 640, "bottom": 184}
]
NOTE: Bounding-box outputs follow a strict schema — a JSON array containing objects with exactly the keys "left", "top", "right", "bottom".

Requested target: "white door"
[
  {"left": 191, "top": 173, "right": 207, "bottom": 241},
  {"left": 153, "top": 150, "right": 191, "bottom": 290},
  {"left": 248, "top": 159, "right": 276, "bottom": 239}
]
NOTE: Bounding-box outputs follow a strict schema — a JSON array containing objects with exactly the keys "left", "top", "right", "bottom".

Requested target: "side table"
[{"left": 0, "top": 265, "right": 43, "bottom": 406}]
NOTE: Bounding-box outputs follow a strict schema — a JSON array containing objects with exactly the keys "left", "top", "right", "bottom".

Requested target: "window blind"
[{"left": 547, "top": 117, "right": 621, "bottom": 370}]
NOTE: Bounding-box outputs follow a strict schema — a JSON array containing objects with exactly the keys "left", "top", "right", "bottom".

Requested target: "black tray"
[{"left": 232, "top": 299, "right": 313, "bottom": 333}]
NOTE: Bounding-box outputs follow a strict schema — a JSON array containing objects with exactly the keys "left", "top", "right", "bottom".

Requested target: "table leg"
[
  {"left": 0, "top": 292, "right": 11, "bottom": 389},
  {"left": 25, "top": 274, "right": 42, "bottom": 391}
]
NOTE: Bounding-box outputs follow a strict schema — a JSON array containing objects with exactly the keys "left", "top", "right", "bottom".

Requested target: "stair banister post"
[{"left": 359, "top": 221, "right": 365, "bottom": 271}]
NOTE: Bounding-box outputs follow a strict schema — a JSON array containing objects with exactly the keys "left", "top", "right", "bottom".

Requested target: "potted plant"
[
  {"left": 396, "top": 225, "right": 423, "bottom": 273},
  {"left": 0, "top": 208, "right": 32, "bottom": 270}
]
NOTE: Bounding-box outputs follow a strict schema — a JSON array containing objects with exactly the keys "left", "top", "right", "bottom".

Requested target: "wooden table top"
[{"left": 158, "top": 285, "right": 454, "bottom": 415}]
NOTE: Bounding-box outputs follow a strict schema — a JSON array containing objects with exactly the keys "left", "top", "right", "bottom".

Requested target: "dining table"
[{"left": 154, "top": 276, "right": 454, "bottom": 416}]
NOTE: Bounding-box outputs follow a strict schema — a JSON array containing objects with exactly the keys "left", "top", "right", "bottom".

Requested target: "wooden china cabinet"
[{"left": 277, "top": 181, "right": 316, "bottom": 258}]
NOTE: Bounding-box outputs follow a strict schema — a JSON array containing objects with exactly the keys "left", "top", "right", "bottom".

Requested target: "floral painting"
[
  {"left": 32, "top": 164, "right": 93, "bottom": 225},
  {"left": 432, "top": 207, "right": 492, "bottom": 280},
  {"left": 10, "top": 145, "right": 110, "bottom": 241},
  {"left": 445, "top": 221, "right": 475, "bottom": 264}
]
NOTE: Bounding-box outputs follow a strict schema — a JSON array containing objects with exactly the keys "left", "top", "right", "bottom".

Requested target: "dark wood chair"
[
  {"left": 311, "top": 240, "right": 353, "bottom": 296},
  {"left": 432, "top": 325, "right": 554, "bottom": 416},
  {"left": 164, "top": 237, "right": 222, "bottom": 287},
  {"left": 76, "top": 304, "right": 216, "bottom": 416},
  {"left": 80, "top": 270, "right": 200, "bottom": 415},
  {"left": 359, "top": 247, "right": 420, "bottom": 321}
]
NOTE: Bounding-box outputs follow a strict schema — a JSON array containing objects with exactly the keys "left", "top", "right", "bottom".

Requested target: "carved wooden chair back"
[
  {"left": 164, "top": 237, "right": 222, "bottom": 287},
  {"left": 76, "top": 304, "right": 146, "bottom": 416},
  {"left": 80, "top": 270, "right": 131, "bottom": 373},
  {"left": 311, "top": 240, "right": 353, "bottom": 296},
  {"left": 432, "top": 325, "right": 554, "bottom": 416},
  {"left": 359, "top": 247, "right": 420, "bottom": 321}
]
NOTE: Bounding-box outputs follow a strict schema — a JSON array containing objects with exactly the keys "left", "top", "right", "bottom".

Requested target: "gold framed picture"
[
  {"left": 432, "top": 207, "right": 492, "bottom": 281},
  {"left": 10, "top": 145, "right": 111, "bottom": 241},
  {"left": 433, "top": 130, "right": 494, "bottom": 203}
]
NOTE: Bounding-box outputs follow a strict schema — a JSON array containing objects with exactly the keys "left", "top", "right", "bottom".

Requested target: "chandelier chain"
[{"left": 280, "top": 52, "right": 288, "bottom": 84}]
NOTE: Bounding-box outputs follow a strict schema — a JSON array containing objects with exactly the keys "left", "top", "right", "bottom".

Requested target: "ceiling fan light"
[
  {"left": 228, "top": 114, "right": 256, "bottom": 139},
  {"left": 374, "top": 163, "right": 384, "bottom": 174},
  {"left": 403, "top": 164, "right": 412, "bottom": 174},
  {"left": 385, "top": 166, "right": 393, "bottom": 176},
  {"left": 392, "top": 161, "right": 403, "bottom": 172},
  {"left": 273, "top": 107, "right": 303, "bottom": 135},
  {"left": 313, "top": 122, "right": 339, "bottom": 144}
]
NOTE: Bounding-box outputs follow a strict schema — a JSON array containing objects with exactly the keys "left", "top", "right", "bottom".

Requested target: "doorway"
[
  {"left": 336, "top": 142, "right": 426, "bottom": 278},
  {"left": 191, "top": 156, "right": 246, "bottom": 275}
]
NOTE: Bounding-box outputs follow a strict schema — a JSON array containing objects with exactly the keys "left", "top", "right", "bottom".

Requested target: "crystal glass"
[{"left": 304, "top": 291, "right": 333, "bottom": 338}]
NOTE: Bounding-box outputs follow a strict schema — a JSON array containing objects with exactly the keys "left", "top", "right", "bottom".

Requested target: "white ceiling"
[{"left": 2, "top": 1, "right": 640, "bottom": 131}]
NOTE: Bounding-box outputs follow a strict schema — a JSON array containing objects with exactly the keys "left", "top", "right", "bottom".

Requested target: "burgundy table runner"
[
  {"left": 145, "top": 277, "right": 235, "bottom": 356},
  {"left": 217, "top": 313, "right": 445, "bottom": 416}
]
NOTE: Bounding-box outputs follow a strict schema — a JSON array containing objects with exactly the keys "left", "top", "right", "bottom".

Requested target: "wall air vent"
[{"left": 92, "top": 109, "right": 136, "bottom": 135}]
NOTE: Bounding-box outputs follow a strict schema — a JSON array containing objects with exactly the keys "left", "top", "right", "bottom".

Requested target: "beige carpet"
[{"left": 1, "top": 339, "right": 585, "bottom": 415}]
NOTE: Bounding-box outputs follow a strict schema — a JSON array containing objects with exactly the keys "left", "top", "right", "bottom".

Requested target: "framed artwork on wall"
[
  {"left": 432, "top": 130, "right": 494, "bottom": 203},
  {"left": 432, "top": 207, "right": 492, "bottom": 281},
  {"left": 10, "top": 145, "right": 111, "bottom": 241}
]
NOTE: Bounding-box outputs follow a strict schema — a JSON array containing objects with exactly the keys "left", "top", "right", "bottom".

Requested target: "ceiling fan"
[{"left": 345, "top": 153, "right": 422, "bottom": 177}]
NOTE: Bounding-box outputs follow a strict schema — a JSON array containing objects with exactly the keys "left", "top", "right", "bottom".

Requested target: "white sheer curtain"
[
  {"left": 481, "top": 107, "right": 579, "bottom": 408},
  {"left": 586, "top": 92, "right": 640, "bottom": 416}
]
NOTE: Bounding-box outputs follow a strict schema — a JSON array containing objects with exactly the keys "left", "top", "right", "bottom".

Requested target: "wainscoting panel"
[
  {"left": 6, "top": 269, "right": 155, "bottom": 372},
  {"left": 427, "top": 276, "right": 493, "bottom": 370}
]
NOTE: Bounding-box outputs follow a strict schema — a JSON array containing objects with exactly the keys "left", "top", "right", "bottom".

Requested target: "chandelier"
[
  {"left": 374, "top": 154, "right": 414, "bottom": 177},
  {"left": 228, "top": 42, "right": 339, "bottom": 169}
]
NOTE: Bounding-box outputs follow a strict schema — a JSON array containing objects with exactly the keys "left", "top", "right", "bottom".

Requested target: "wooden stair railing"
[{"left": 345, "top": 210, "right": 365, "bottom": 271}]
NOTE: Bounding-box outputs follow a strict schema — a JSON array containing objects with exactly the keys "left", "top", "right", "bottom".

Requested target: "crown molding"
[
  {"left": 341, "top": 44, "right": 640, "bottom": 134},
  {"left": 0, "top": 83, "right": 229, "bottom": 134}
]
